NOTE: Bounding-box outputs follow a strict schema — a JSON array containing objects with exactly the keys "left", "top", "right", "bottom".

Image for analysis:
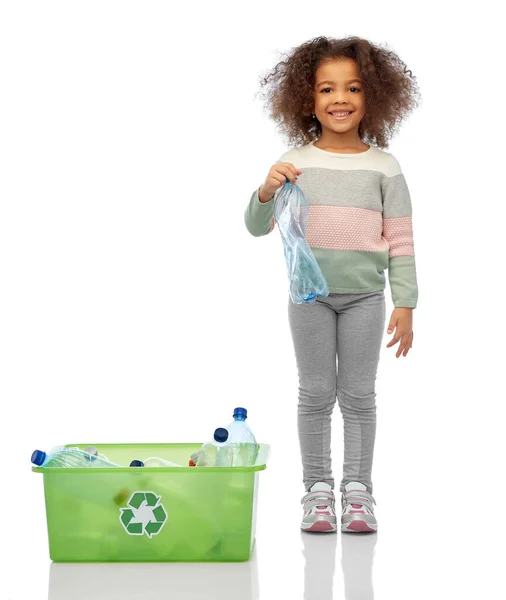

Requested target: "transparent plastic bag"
[{"left": 274, "top": 177, "right": 329, "bottom": 304}]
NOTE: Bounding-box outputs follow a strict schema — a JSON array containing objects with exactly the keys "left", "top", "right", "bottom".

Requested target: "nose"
[
  {"left": 332, "top": 89, "right": 352, "bottom": 103},
  {"left": 331, "top": 96, "right": 353, "bottom": 110}
]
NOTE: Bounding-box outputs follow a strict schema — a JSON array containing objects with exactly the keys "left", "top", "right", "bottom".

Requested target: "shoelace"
[
  {"left": 301, "top": 490, "right": 335, "bottom": 510},
  {"left": 342, "top": 489, "right": 376, "bottom": 512}
]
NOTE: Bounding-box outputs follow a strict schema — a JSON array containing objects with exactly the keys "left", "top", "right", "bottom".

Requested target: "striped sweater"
[{"left": 244, "top": 141, "right": 418, "bottom": 308}]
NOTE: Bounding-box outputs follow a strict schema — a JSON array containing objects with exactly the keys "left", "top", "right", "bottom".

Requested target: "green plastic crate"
[{"left": 32, "top": 442, "right": 270, "bottom": 562}]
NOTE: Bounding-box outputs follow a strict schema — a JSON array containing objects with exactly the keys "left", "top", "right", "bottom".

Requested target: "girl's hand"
[
  {"left": 386, "top": 308, "right": 413, "bottom": 358},
  {"left": 260, "top": 163, "right": 302, "bottom": 200}
]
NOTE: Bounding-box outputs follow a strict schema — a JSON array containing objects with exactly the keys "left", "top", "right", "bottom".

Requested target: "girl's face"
[{"left": 312, "top": 58, "right": 366, "bottom": 140}]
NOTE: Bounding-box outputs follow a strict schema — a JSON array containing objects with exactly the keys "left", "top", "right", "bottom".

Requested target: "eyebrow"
[{"left": 317, "top": 79, "right": 362, "bottom": 86}]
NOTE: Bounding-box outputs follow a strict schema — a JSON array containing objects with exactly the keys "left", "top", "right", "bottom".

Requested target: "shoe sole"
[
  {"left": 301, "top": 520, "right": 338, "bottom": 533},
  {"left": 341, "top": 520, "right": 377, "bottom": 533}
]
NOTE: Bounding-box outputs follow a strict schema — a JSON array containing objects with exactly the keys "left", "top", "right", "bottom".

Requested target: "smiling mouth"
[{"left": 329, "top": 111, "right": 354, "bottom": 120}]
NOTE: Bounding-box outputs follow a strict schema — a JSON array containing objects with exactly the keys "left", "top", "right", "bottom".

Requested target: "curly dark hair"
[{"left": 256, "top": 35, "right": 422, "bottom": 150}]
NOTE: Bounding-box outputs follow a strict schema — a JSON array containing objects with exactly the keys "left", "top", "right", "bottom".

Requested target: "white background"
[{"left": 1, "top": 1, "right": 504, "bottom": 599}]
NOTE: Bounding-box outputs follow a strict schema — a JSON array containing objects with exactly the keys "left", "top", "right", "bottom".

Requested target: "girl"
[{"left": 244, "top": 36, "right": 420, "bottom": 534}]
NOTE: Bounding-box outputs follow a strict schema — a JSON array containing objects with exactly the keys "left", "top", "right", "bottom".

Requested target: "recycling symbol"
[{"left": 119, "top": 491, "right": 167, "bottom": 538}]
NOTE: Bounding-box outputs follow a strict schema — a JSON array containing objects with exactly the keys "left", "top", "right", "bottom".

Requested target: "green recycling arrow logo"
[{"left": 119, "top": 491, "right": 167, "bottom": 538}]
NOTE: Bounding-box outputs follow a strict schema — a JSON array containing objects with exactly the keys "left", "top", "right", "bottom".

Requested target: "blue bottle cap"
[
  {"left": 31, "top": 450, "right": 46, "bottom": 466},
  {"left": 130, "top": 460, "right": 144, "bottom": 467},
  {"left": 233, "top": 407, "right": 248, "bottom": 420},
  {"left": 214, "top": 428, "right": 229, "bottom": 443}
]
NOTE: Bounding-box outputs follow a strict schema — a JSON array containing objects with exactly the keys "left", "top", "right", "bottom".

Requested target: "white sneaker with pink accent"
[
  {"left": 341, "top": 481, "right": 377, "bottom": 533},
  {"left": 300, "top": 482, "right": 338, "bottom": 533}
]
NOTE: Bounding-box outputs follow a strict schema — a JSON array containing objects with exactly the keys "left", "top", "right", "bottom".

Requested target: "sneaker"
[
  {"left": 340, "top": 481, "right": 377, "bottom": 533},
  {"left": 300, "top": 482, "right": 338, "bottom": 533}
]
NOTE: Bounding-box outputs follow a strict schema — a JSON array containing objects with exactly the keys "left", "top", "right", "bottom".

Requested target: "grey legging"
[{"left": 288, "top": 290, "right": 386, "bottom": 495}]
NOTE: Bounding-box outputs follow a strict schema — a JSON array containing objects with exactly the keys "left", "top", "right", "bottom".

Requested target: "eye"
[{"left": 321, "top": 87, "right": 361, "bottom": 93}]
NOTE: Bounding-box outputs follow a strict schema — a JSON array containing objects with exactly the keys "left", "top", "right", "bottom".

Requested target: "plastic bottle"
[
  {"left": 80, "top": 448, "right": 121, "bottom": 467},
  {"left": 84, "top": 446, "right": 112, "bottom": 463},
  {"left": 31, "top": 446, "right": 120, "bottom": 468},
  {"left": 189, "top": 450, "right": 201, "bottom": 466},
  {"left": 226, "top": 407, "right": 259, "bottom": 466},
  {"left": 128, "top": 457, "right": 183, "bottom": 467},
  {"left": 196, "top": 428, "right": 234, "bottom": 467}
]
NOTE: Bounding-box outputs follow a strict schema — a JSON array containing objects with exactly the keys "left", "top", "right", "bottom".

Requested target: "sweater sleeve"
[
  {"left": 243, "top": 185, "right": 279, "bottom": 237},
  {"left": 244, "top": 152, "right": 290, "bottom": 237},
  {"left": 381, "top": 155, "right": 419, "bottom": 309}
]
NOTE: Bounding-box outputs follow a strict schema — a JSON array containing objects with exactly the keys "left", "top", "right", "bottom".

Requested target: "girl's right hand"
[{"left": 259, "top": 163, "right": 302, "bottom": 201}]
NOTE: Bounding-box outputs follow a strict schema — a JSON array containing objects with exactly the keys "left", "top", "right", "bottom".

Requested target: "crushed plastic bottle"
[
  {"left": 196, "top": 428, "right": 234, "bottom": 467},
  {"left": 226, "top": 407, "right": 259, "bottom": 466},
  {"left": 84, "top": 446, "right": 113, "bottom": 463},
  {"left": 274, "top": 177, "right": 329, "bottom": 304},
  {"left": 31, "top": 446, "right": 120, "bottom": 468},
  {"left": 128, "top": 457, "right": 183, "bottom": 468},
  {"left": 189, "top": 450, "right": 200, "bottom": 467}
]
